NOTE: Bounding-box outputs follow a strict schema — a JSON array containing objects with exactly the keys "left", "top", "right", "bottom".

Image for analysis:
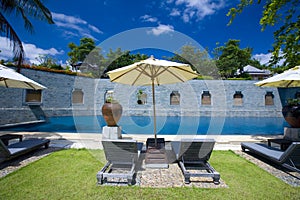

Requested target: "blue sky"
[{"left": 0, "top": 0, "right": 280, "bottom": 66}]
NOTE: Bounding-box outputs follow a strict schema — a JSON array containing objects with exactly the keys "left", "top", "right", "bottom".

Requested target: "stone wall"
[{"left": 0, "top": 67, "right": 296, "bottom": 125}]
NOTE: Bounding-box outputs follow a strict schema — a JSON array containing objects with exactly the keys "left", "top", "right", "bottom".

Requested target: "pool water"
[{"left": 1, "top": 115, "right": 288, "bottom": 135}]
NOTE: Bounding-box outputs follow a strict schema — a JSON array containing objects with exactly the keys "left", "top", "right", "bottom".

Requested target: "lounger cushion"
[
  {"left": 173, "top": 139, "right": 215, "bottom": 161},
  {"left": 172, "top": 139, "right": 220, "bottom": 184},
  {"left": 8, "top": 139, "right": 50, "bottom": 155},
  {"left": 102, "top": 140, "right": 140, "bottom": 164},
  {"left": 241, "top": 142, "right": 284, "bottom": 161},
  {"left": 0, "top": 138, "right": 50, "bottom": 163},
  {"left": 241, "top": 142, "right": 300, "bottom": 167},
  {"left": 98, "top": 139, "right": 142, "bottom": 185}
]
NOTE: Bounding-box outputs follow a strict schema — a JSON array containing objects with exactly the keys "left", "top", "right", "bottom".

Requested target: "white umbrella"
[
  {"left": 0, "top": 64, "right": 46, "bottom": 90},
  {"left": 107, "top": 56, "right": 199, "bottom": 145},
  {"left": 255, "top": 66, "right": 300, "bottom": 88}
]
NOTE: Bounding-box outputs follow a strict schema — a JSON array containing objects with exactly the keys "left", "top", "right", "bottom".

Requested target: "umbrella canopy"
[
  {"left": 0, "top": 64, "right": 46, "bottom": 90},
  {"left": 255, "top": 66, "right": 300, "bottom": 88},
  {"left": 107, "top": 56, "right": 199, "bottom": 145}
]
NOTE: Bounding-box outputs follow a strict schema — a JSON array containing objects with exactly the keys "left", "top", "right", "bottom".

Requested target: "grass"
[{"left": 0, "top": 149, "right": 299, "bottom": 200}]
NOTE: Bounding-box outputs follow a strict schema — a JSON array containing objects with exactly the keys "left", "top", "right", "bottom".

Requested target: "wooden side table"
[{"left": 0, "top": 134, "right": 23, "bottom": 146}]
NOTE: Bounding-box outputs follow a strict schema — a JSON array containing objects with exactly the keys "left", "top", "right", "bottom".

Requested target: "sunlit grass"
[{"left": 0, "top": 149, "right": 299, "bottom": 200}]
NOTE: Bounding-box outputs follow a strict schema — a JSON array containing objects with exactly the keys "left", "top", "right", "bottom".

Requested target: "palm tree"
[{"left": 0, "top": 0, "right": 54, "bottom": 72}]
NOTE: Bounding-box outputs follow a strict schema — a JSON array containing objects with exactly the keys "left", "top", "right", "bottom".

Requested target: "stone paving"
[
  {"left": 136, "top": 162, "right": 227, "bottom": 188},
  {"left": 100, "top": 150, "right": 227, "bottom": 188}
]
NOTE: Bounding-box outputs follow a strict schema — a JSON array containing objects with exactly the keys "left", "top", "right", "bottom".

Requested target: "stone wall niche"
[
  {"left": 72, "top": 89, "right": 84, "bottom": 104},
  {"left": 265, "top": 91, "right": 274, "bottom": 106},
  {"left": 233, "top": 91, "right": 243, "bottom": 106},
  {"left": 201, "top": 91, "right": 211, "bottom": 105},
  {"left": 170, "top": 91, "right": 180, "bottom": 105}
]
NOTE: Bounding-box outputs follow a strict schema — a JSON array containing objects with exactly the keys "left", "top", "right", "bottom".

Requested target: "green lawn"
[{"left": 0, "top": 149, "right": 299, "bottom": 200}]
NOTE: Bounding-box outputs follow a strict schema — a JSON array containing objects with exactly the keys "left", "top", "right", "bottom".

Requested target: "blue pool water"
[{"left": 1, "top": 115, "right": 289, "bottom": 135}]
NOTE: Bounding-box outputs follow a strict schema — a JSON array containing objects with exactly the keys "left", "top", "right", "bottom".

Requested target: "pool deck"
[{"left": 0, "top": 131, "right": 284, "bottom": 150}]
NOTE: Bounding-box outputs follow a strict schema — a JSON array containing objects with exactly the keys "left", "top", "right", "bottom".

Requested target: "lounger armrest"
[
  {"left": 0, "top": 139, "right": 11, "bottom": 157},
  {"left": 279, "top": 142, "right": 300, "bottom": 163}
]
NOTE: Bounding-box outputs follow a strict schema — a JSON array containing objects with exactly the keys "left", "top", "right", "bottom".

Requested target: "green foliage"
[
  {"left": 239, "top": 72, "right": 252, "bottom": 79},
  {"left": 214, "top": 39, "right": 253, "bottom": 79},
  {"left": 104, "top": 48, "right": 148, "bottom": 75},
  {"left": 248, "top": 59, "right": 264, "bottom": 69},
  {"left": 197, "top": 75, "right": 214, "bottom": 80},
  {"left": 270, "top": 65, "right": 290, "bottom": 74},
  {"left": 35, "top": 54, "right": 62, "bottom": 70},
  {"left": 67, "top": 38, "right": 148, "bottom": 78},
  {"left": 168, "top": 45, "right": 219, "bottom": 79},
  {"left": 67, "top": 38, "right": 99, "bottom": 65},
  {"left": 228, "top": 77, "right": 252, "bottom": 80},
  {"left": 227, "top": 0, "right": 300, "bottom": 68},
  {"left": 67, "top": 37, "right": 106, "bottom": 78},
  {"left": 287, "top": 98, "right": 300, "bottom": 106}
]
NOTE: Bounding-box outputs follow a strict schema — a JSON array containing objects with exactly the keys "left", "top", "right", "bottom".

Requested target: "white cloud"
[
  {"left": 147, "top": 24, "right": 174, "bottom": 36},
  {"left": 170, "top": 8, "right": 181, "bottom": 17},
  {"left": 0, "top": 36, "right": 64, "bottom": 64},
  {"left": 140, "top": 15, "right": 158, "bottom": 23},
  {"left": 166, "top": 0, "right": 226, "bottom": 22},
  {"left": 253, "top": 52, "right": 285, "bottom": 66},
  {"left": 88, "top": 24, "right": 102, "bottom": 34},
  {"left": 52, "top": 12, "right": 103, "bottom": 39},
  {"left": 0, "top": 38, "right": 14, "bottom": 60},
  {"left": 52, "top": 13, "right": 87, "bottom": 25},
  {"left": 182, "top": 13, "right": 190, "bottom": 23},
  {"left": 252, "top": 53, "right": 272, "bottom": 65}
]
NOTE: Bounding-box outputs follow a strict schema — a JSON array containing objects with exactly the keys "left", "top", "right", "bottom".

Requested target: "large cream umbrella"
[
  {"left": 107, "top": 56, "right": 199, "bottom": 145},
  {"left": 255, "top": 66, "right": 300, "bottom": 128},
  {"left": 0, "top": 64, "right": 46, "bottom": 90},
  {"left": 255, "top": 66, "right": 300, "bottom": 88}
]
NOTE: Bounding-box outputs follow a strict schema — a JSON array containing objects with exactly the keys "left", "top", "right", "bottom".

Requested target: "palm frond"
[
  {"left": 0, "top": 12, "right": 25, "bottom": 69},
  {"left": 0, "top": 0, "right": 54, "bottom": 70},
  {"left": 19, "top": 0, "right": 54, "bottom": 24}
]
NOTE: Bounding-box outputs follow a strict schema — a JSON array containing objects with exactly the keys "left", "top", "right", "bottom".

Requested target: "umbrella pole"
[{"left": 152, "top": 81, "right": 157, "bottom": 147}]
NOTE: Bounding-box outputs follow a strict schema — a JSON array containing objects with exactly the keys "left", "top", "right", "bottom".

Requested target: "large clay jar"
[
  {"left": 282, "top": 105, "right": 300, "bottom": 128},
  {"left": 102, "top": 102, "right": 123, "bottom": 126}
]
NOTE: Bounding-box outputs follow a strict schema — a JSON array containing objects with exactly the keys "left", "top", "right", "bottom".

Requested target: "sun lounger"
[
  {"left": 172, "top": 139, "right": 220, "bottom": 184},
  {"left": 97, "top": 140, "right": 142, "bottom": 185},
  {"left": 267, "top": 128, "right": 300, "bottom": 151},
  {"left": 241, "top": 142, "right": 300, "bottom": 173},
  {"left": 0, "top": 138, "right": 50, "bottom": 163}
]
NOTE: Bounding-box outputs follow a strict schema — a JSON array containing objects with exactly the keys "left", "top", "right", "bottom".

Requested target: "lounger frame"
[
  {"left": 0, "top": 138, "right": 50, "bottom": 163},
  {"left": 97, "top": 140, "right": 141, "bottom": 185},
  {"left": 241, "top": 142, "right": 300, "bottom": 173},
  {"left": 173, "top": 139, "right": 220, "bottom": 184}
]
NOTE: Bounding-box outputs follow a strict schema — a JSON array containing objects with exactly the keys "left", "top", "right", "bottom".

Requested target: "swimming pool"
[{"left": 1, "top": 115, "right": 288, "bottom": 135}]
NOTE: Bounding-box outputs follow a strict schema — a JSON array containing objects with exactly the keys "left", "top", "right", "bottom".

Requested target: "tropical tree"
[
  {"left": 35, "top": 54, "right": 62, "bottom": 70},
  {"left": 102, "top": 48, "right": 148, "bottom": 78},
  {"left": 214, "top": 39, "right": 253, "bottom": 79},
  {"left": 68, "top": 38, "right": 98, "bottom": 65},
  {"left": 168, "top": 45, "right": 218, "bottom": 79},
  {"left": 67, "top": 38, "right": 148, "bottom": 78},
  {"left": 67, "top": 37, "right": 106, "bottom": 77},
  {"left": 0, "top": 0, "right": 54, "bottom": 71},
  {"left": 227, "top": 0, "right": 300, "bottom": 68}
]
